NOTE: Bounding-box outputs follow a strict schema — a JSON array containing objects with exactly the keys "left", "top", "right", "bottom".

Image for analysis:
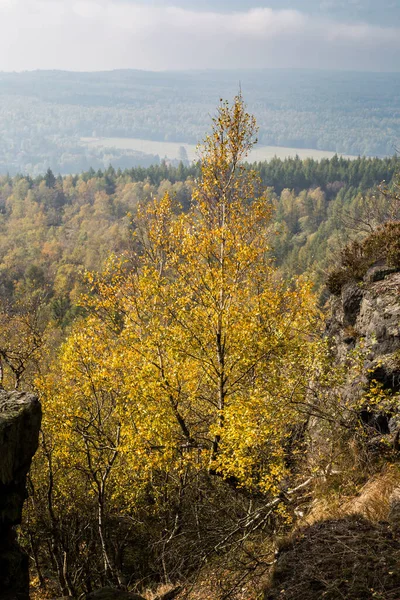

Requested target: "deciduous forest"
[{"left": 1, "top": 97, "right": 399, "bottom": 599}]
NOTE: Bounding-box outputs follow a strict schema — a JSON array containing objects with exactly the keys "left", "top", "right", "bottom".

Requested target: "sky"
[{"left": 0, "top": 0, "right": 399, "bottom": 72}]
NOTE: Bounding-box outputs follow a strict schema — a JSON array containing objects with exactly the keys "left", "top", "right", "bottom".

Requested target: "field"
[{"left": 80, "top": 136, "right": 357, "bottom": 163}]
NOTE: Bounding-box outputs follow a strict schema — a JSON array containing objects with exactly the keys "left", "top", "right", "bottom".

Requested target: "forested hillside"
[
  {"left": 0, "top": 96, "right": 397, "bottom": 600},
  {"left": 0, "top": 154, "right": 397, "bottom": 340},
  {"left": 1, "top": 69, "right": 400, "bottom": 174}
]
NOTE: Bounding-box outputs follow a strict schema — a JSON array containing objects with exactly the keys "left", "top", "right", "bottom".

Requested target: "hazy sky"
[{"left": 0, "top": 0, "right": 399, "bottom": 72}]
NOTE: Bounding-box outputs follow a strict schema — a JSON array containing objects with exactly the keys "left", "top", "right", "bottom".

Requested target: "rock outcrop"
[
  {"left": 264, "top": 267, "right": 400, "bottom": 600},
  {"left": 328, "top": 268, "right": 400, "bottom": 441},
  {"left": 0, "top": 390, "right": 41, "bottom": 600},
  {"left": 328, "top": 269, "right": 400, "bottom": 363}
]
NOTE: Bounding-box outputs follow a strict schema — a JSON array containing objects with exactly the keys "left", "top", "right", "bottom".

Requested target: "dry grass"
[
  {"left": 170, "top": 539, "right": 275, "bottom": 600},
  {"left": 342, "top": 465, "right": 400, "bottom": 520},
  {"left": 303, "top": 465, "right": 400, "bottom": 526},
  {"left": 143, "top": 583, "right": 181, "bottom": 600}
]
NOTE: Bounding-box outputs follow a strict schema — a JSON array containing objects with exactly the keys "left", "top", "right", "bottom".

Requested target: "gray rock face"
[
  {"left": 328, "top": 271, "right": 400, "bottom": 375},
  {"left": 327, "top": 269, "right": 400, "bottom": 444},
  {"left": 356, "top": 272, "right": 400, "bottom": 358},
  {"left": 341, "top": 281, "right": 364, "bottom": 326},
  {"left": 0, "top": 390, "right": 41, "bottom": 600},
  {"left": 364, "top": 265, "right": 399, "bottom": 284}
]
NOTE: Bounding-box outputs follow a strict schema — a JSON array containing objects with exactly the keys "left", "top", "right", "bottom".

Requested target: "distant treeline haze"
[{"left": 0, "top": 69, "right": 399, "bottom": 174}]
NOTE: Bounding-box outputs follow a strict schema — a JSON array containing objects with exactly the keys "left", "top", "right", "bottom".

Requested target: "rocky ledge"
[
  {"left": 264, "top": 266, "right": 400, "bottom": 599},
  {"left": 0, "top": 390, "right": 41, "bottom": 600},
  {"left": 328, "top": 267, "right": 400, "bottom": 442},
  {"left": 329, "top": 268, "right": 400, "bottom": 363},
  {"left": 264, "top": 515, "right": 400, "bottom": 600}
]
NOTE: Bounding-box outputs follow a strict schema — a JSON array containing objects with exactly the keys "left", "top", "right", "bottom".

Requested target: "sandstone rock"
[
  {"left": 341, "top": 281, "right": 364, "bottom": 326},
  {"left": 358, "top": 273, "right": 400, "bottom": 353},
  {"left": 0, "top": 390, "right": 41, "bottom": 600},
  {"left": 364, "top": 265, "right": 399, "bottom": 283},
  {"left": 328, "top": 270, "right": 400, "bottom": 398},
  {"left": 367, "top": 353, "right": 400, "bottom": 394}
]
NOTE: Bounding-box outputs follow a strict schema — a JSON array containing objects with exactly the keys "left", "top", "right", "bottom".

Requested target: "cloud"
[{"left": 0, "top": 1, "right": 399, "bottom": 71}]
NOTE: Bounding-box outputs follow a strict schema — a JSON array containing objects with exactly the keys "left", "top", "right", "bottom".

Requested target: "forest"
[
  {"left": 0, "top": 96, "right": 399, "bottom": 599},
  {"left": 0, "top": 152, "right": 397, "bottom": 328},
  {"left": 1, "top": 69, "right": 400, "bottom": 175}
]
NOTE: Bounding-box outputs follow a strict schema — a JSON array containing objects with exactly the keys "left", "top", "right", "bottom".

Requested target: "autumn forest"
[{"left": 0, "top": 96, "right": 399, "bottom": 599}]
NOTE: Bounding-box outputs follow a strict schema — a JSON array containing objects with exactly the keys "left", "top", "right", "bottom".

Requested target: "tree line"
[{"left": 1, "top": 69, "right": 400, "bottom": 174}]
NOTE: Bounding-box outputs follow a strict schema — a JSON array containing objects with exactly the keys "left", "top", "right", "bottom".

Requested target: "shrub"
[{"left": 327, "top": 221, "right": 400, "bottom": 295}]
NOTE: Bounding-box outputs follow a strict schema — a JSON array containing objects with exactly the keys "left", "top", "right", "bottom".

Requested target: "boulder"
[
  {"left": 0, "top": 390, "right": 41, "bottom": 600},
  {"left": 264, "top": 516, "right": 400, "bottom": 600},
  {"left": 364, "top": 265, "right": 399, "bottom": 283}
]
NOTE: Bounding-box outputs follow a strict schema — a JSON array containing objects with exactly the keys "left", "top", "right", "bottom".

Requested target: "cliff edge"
[
  {"left": 0, "top": 390, "right": 41, "bottom": 600},
  {"left": 264, "top": 265, "right": 400, "bottom": 600}
]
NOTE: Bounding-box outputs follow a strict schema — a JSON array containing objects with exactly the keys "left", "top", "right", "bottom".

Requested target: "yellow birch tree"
[
  {"left": 30, "top": 96, "right": 328, "bottom": 594},
  {"left": 73, "top": 95, "right": 324, "bottom": 495}
]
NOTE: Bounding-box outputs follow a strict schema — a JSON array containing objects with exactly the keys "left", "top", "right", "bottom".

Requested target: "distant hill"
[{"left": 0, "top": 69, "right": 399, "bottom": 175}]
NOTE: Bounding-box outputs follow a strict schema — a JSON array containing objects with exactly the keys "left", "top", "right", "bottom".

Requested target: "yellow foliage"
[{"left": 35, "top": 95, "right": 327, "bottom": 520}]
